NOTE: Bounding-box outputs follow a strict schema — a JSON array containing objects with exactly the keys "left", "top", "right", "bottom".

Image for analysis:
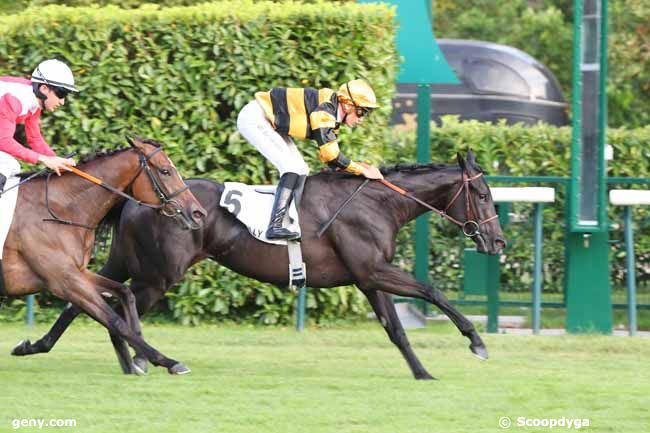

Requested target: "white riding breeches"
[
  {"left": 0, "top": 151, "right": 21, "bottom": 259},
  {"left": 0, "top": 151, "right": 21, "bottom": 182},
  {"left": 236, "top": 100, "right": 310, "bottom": 176}
]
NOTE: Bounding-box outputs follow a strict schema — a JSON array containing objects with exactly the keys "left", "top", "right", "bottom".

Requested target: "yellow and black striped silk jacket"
[{"left": 255, "top": 87, "right": 363, "bottom": 175}]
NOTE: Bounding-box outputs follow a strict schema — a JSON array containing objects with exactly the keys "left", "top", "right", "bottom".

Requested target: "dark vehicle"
[{"left": 392, "top": 39, "right": 569, "bottom": 127}]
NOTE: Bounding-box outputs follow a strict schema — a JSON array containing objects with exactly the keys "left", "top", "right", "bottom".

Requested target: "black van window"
[{"left": 465, "top": 58, "right": 529, "bottom": 97}]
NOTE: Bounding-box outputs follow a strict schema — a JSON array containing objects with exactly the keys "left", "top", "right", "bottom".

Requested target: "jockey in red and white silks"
[{"left": 0, "top": 59, "right": 78, "bottom": 193}]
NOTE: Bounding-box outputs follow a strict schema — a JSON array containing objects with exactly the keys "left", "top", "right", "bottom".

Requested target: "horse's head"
[
  {"left": 126, "top": 136, "right": 207, "bottom": 230},
  {"left": 447, "top": 150, "right": 506, "bottom": 255}
]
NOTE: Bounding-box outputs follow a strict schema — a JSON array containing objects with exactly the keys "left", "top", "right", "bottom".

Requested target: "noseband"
[{"left": 381, "top": 171, "right": 498, "bottom": 238}]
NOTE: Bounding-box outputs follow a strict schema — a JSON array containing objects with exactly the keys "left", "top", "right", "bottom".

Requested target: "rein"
[
  {"left": 380, "top": 171, "right": 498, "bottom": 238},
  {"left": 43, "top": 147, "right": 189, "bottom": 230}
]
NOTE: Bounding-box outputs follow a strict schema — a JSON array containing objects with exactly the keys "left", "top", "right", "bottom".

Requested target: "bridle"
[
  {"left": 380, "top": 171, "right": 499, "bottom": 238},
  {"left": 136, "top": 147, "right": 189, "bottom": 217},
  {"left": 44, "top": 147, "right": 189, "bottom": 229}
]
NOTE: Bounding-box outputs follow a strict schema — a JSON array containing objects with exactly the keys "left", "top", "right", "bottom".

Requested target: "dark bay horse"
[
  {"left": 4, "top": 136, "right": 206, "bottom": 374},
  {"left": 14, "top": 150, "right": 505, "bottom": 379}
]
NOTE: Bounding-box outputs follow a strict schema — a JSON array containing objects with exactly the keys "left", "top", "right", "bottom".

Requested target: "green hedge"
[
  {"left": 6, "top": 0, "right": 650, "bottom": 129},
  {"left": 21, "top": 0, "right": 352, "bottom": 8},
  {"left": 0, "top": 1, "right": 397, "bottom": 183},
  {"left": 608, "top": 1, "right": 650, "bottom": 128},
  {"left": 0, "top": 1, "right": 398, "bottom": 325}
]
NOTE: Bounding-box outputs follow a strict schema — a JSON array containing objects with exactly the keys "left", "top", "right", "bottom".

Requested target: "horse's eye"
[
  {"left": 159, "top": 168, "right": 171, "bottom": 176},
  {"left": 479, "top": 193, "right": 488, "bottom": 202}
]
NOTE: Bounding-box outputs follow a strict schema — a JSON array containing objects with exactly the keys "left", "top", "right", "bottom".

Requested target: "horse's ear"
[
  {"left": 467, "top": 148, "right": 476, "bottom": 165},
  {"left": 125, "top": 135, "right": 135, "bottom": 148},
  {"left": 456, "top": 152, "right": 466, "bottom": 171},
  {"left": 126, "top": 135, "right": 146, "bottom": 150}
]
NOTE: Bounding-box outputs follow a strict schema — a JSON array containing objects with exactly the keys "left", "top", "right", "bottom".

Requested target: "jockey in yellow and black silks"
[{"left": 237, "top": 79, "right": 383, "bottom": 240}]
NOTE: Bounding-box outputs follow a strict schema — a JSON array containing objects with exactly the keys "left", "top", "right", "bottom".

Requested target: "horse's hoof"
[
  {"left": 168, "top": 363, "right": 191, "bottom": 375},
  {"left": 130, "top": 362, "right": 148, "bottom": 376},
  {"left": 132, "top": 365, "right": 147, "bottom": 376},
  {"left": 11, "top": 339, "right": 31, "bottom": 356},
  {"left": 133, "top": 356, "right": 149, "bottom": 375},
  {"left": 415, "top": 372, "right": 438, "bottom": 380},
  {"left": 470, "top": 343, "right": 489, "bottom": 360}
]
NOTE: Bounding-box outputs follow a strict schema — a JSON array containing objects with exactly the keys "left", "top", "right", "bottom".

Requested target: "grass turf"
[{"left": 0, "top": 321, "right": 648, "bottom": 433}]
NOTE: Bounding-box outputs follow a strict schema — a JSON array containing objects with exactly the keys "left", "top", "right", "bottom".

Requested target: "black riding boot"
[
  {"left": 266, "top": 172, "right": 300, "bottom": 240},
  {"left": 0, "top": 173, "right": 6, "bottom": 196}
]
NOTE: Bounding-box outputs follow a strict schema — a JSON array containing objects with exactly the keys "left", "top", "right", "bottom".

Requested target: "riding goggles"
[
  {"left": 355, "top": 107, "right": 372, "bottom": 118},
  {"left": 51, "top": 86, "right": 70, "bottom": 99}
]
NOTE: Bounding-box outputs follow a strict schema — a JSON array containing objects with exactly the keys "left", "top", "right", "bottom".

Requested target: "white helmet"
[{"left": 31, "top": 59, "right": 78, "bottom": 92}]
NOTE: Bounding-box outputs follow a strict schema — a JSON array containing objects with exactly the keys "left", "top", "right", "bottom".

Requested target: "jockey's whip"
[
  {"left": 316, "top": 179, "right": 370, "bottom": 238},
  {"left": 0, "top": 152, "right": 76, "bottom": 198}
]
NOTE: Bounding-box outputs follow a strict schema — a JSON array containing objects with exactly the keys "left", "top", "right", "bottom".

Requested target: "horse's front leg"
[
  {"left": 361, "top": 262, "right": 488, "bottom": 360},
  {"left": 88, "top": 273, "right": 143, "bottom": 340},
  {"left": 360, "top": 288, "right": 435, "bottom": 380},
  {"left": 87, "top": 273, "right": 178, "bottom": 375},
  {"left": 108, "top": 284, "right": 165, "bottom": 375},
  {"left": 11, "top": 302, "right": 83, "bottom": 356}
]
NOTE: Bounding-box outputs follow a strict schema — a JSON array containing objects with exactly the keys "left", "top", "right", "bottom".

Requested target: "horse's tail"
[{"left": 94, "top": 200, "right": 127, "bottom": 254}]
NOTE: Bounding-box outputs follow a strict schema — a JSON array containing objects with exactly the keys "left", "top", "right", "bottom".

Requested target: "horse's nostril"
[{"left": 495, "top": 238, "right": 507, "bottom": 249}]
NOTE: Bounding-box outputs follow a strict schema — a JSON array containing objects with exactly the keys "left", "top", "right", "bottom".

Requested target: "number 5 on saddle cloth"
[{"left": 219, "top": 178, "right": 307, "bottom": 290}]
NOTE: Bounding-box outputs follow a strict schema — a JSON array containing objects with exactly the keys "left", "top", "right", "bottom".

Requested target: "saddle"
[{"left": 219, "top": 181, "right": 307, "bottom": 290}]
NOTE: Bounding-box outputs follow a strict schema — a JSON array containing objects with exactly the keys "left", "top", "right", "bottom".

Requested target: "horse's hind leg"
[
  {"left": 11, "top": 302, "right": 82, "bottom": 356},
  {"left": 108, "top": 332, "right": 139, "bottom": 374},
  {"left": 361, "top": 262, "right": 488, "bottom": 360},
  {"left": 361, "top": 289, "right": 435, "bottom": 380}
]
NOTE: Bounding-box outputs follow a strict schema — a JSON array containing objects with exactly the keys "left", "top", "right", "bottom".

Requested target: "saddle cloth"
[
  {"left": 0, "top": 175, "right": 20, "bottom": 260},
  {"left": 219, "top": 182, "right": 301, "bottom": 246}
]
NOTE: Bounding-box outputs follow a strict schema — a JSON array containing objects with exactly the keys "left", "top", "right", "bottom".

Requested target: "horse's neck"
[
  {"left": 387, "top": 168, "right": 461, "bottom": 224},
  {"left": 54, "top": 150, "right": 139, "bottom": 227}
]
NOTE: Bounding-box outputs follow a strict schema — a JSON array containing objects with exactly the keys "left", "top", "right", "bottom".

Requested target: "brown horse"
[{"left": 2, "top": 136, "right": 206, "bottom": 374}]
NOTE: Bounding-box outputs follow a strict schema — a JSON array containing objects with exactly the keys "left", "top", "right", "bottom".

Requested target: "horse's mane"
[
  {"left": 18, "top": 138, "right": 163, "bottom": 180},
  {"left": 379, "top": 162, "right": 453, "bottom": 175},
  {"left": 317, "top": 162, "right": 456, "bottom": 179}
]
